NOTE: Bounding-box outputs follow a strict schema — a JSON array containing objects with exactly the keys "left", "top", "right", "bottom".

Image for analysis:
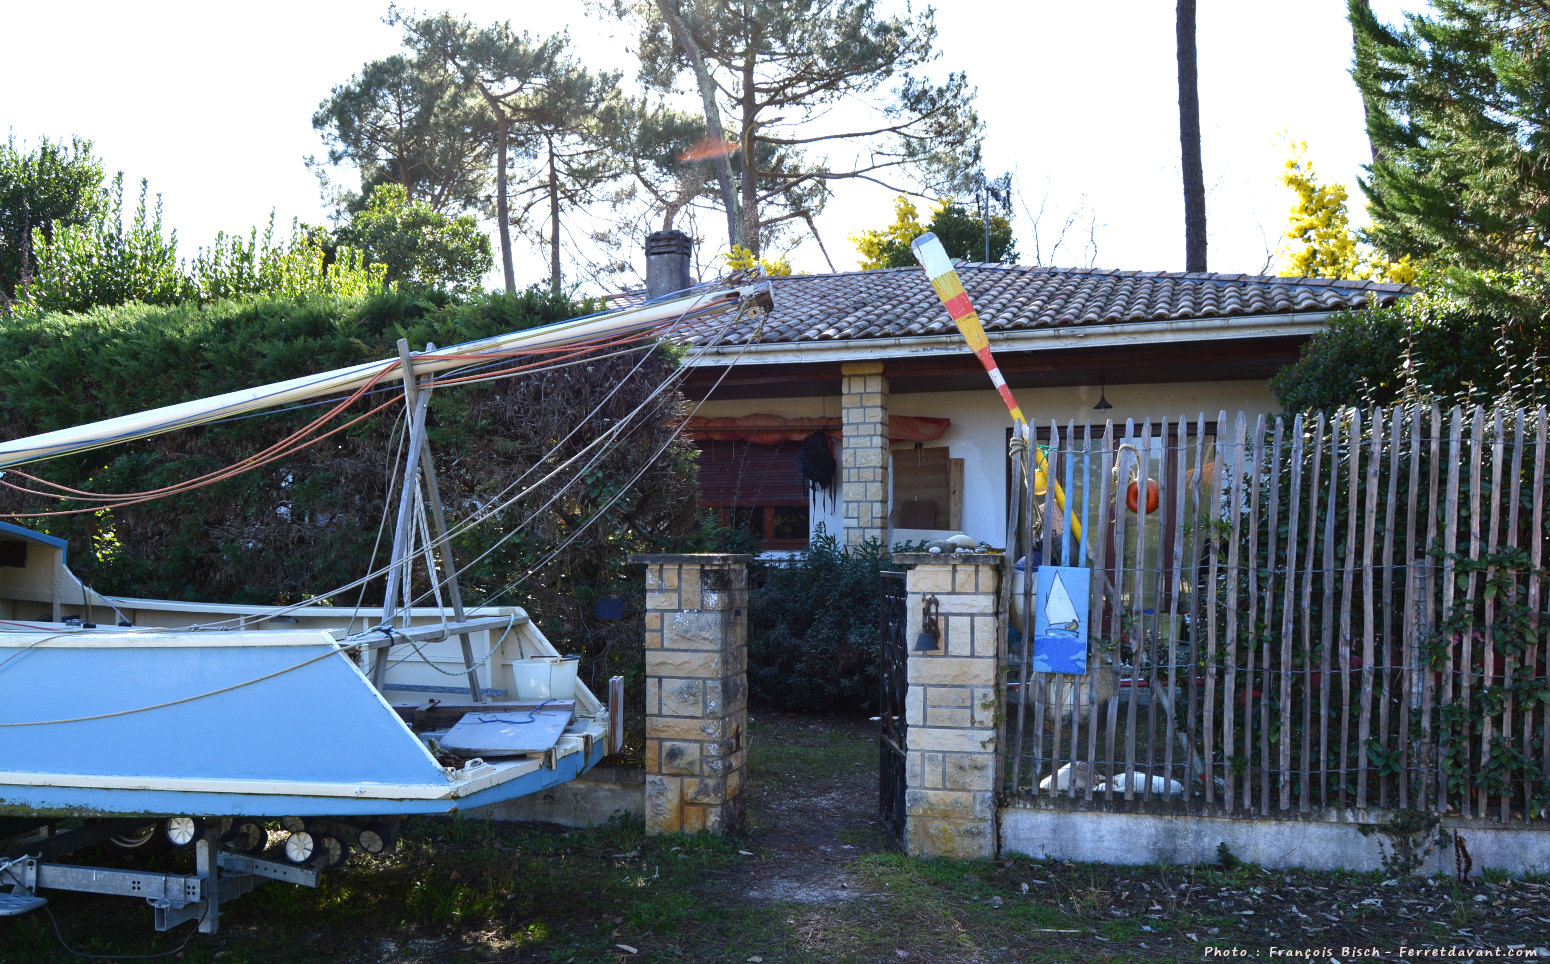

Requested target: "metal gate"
[{"left": 878, "top": 570, "right": 908, "bottom": 845}]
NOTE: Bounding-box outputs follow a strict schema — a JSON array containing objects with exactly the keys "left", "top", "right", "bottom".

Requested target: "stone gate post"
[
  {"left": 629, "top": 553, "right": 750, "bottom": 835},
  {"left": 892, "top": 552, "right": 1002, "bottom": 859}
]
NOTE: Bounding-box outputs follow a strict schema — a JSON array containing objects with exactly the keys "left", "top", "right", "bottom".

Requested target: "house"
[{"left": 643, "top": 230, "right": 1410, "bottom": 551}]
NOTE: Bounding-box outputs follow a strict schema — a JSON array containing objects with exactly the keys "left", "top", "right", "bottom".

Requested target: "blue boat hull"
[{"left": 0, "top": 629, "right": 603, "bottom": 819}]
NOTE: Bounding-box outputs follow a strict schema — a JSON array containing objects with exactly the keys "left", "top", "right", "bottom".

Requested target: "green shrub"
[
  {"left": 0, "top": 288, "right": 703, "bottom": 689},
  {"left": 1271, "top": 272, "right": 1550, "bottom": 413},
  {"left": 746, "top": 527, "right": 890, "bottom": 715}
]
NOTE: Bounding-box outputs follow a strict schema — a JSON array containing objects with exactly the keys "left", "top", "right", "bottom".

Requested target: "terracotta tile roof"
[{"left": 682, "top": 264, "right": 1410, "bottom": 347}]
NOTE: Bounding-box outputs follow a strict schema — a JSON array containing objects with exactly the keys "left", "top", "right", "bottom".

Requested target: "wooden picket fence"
[{"left": 1002, "top": 404, "right": 1550, "bottom": 823}]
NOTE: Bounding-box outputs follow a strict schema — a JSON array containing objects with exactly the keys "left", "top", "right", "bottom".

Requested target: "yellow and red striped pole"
[{"left": 910, "top": 232, "right": 1081, "bottom": 540}]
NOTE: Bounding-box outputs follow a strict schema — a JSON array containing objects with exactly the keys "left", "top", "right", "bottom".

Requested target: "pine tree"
[{"left": 1349, "top": 0, "right": 1550, "bottom": 278}]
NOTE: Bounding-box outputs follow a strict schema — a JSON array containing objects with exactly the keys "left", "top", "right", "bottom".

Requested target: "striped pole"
[{"left": 911, "top": 232, "right": 1081, "bottom": 540}]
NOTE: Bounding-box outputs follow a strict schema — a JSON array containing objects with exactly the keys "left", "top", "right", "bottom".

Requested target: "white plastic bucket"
[{"left": 511, "top": 656, "right": 581, "bottom": 700}]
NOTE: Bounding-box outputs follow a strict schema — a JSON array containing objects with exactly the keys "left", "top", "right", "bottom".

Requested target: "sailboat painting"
[{"left": 1031, "top": 566, "right": 1090, "bottom": 675}]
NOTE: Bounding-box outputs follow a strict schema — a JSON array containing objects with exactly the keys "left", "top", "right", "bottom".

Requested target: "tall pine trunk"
[
  {"left": 1177, "top": 0, "right": 1207, "bottom": 273},
  {"left": 739, "top": 53, "right": 760, "bottom": 257},
  {"left": 494, "top": 116, "right": 516, "bottom": 292},
  {"left": 655, "top": 0, "right": 742, "bottom": 250},
  {"left": 547, "top": 133, "right": 562, "bottom": 294}
]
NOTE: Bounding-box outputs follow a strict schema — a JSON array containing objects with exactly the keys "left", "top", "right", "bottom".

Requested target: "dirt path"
[{"left": 736, "top": 714, "right": 889, "bottom": 905}]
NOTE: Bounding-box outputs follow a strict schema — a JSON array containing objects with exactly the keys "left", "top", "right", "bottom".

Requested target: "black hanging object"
[
  {"left": 914, "top": 596, "right": 942, "bottom": 653},
  {"left": 796, "top": 431, "right": 837, "bottom": 510},
  {"left": 1094, "top": 376, "right": 1114, "bottom": 412}
]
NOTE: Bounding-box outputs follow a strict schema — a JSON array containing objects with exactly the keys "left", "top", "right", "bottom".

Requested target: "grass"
[{"left": 7, "top": 715, "right": 1550, "bottom": 962}]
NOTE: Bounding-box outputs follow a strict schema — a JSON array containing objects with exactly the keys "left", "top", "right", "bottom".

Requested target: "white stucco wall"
[{"left": 692, "top": 379, "right": 1280, "bottom": 548}]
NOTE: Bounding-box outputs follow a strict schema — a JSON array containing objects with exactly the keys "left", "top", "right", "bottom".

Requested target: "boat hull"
[{"left": 0, "top": 629, "right": 601, "bottom": 818}]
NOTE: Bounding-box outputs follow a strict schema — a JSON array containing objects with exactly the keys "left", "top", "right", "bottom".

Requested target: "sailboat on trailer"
[{"left": 0, "top": 283, "right": 768, "bottom": 823}]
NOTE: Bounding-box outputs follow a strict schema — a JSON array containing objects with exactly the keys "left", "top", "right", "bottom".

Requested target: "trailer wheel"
[
  {"left": 283, "top": 831, "right": 315, "bottom": 865},
  {"left": 318, "top": 835, "right": 347, "bottom": 869},
  {"left": 223, "top": 821, "right": 267, "bottom": 855},
  {"left": 164, "top": 816, "right": 203, "bottom": 847},
  {"left": 105, "top": 823, "right": 170, "bottom": 858}
]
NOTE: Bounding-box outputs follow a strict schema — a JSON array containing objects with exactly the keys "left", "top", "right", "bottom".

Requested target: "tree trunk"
[
  {"left": 739, "top": 53, "right": 761, "bottom": 258},
  {"left": 1177, "top": 0, "right": 1207, "bottom": 273},
  {"left": 494, "top": 116, "right": 516, "bottom": 292},
  {"left": 547, "top": 132, "right": 562, "bottom": 294},
  {"left": 655, "top": 0, "right": 742, "bottom": 250}
]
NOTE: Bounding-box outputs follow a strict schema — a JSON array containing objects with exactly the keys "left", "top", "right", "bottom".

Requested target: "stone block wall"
[
  {"left": 895, "top": 552, "right": 1002, "bottom": 859},
  {"left": 841, "top": 361, "right": 890, "bottom": 548},
  {"left": 629, "top": 554, "right": 750, "bottom": 835}
]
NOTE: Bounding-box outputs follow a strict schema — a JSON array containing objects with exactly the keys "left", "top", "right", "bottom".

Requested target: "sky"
[{"left": 2, "top": 0, "right": 1427, "bottom": 291}]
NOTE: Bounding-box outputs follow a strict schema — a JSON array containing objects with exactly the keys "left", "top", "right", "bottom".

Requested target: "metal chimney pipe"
[{"left": 645, "top": 229, "right": 693, "bottom": 299}]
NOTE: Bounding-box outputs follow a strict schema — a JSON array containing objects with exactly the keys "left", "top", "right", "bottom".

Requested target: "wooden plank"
[
  {"left": 1278, "top": 416, "right": 1303, "bottom": 812},
  {"left": 1183, "top": 414, "right": 1210, "bottom": 793},
  {"left": 1480, "top": 409, "right": 1505, "bottom": 817},
  {"left": 1242, "top": 414, "right": 1266, "bottom": 811},
  {"left": 1438, "top": 406, "right": 1464, "bottom": 813},
  {"left": 1532, "top": 409, "right": 1548, "bottom": 794},
  {"left": 1421, "top": 404, "right": 1443, "bottom": 811},
  {"left": 1318, "top": 414, "right": 1341, "bottom": 808},
  {"left": 1162, "top": 418, "right": 1189, "bottom": 799},
  {"left": 948, "top": 458, "right": 965, "bottom": 530},
  {"left": 608, "top": 675, "right": 625, "bottom": 756},
  {"left": 1337, "top": 411, "right": 1362, "bottom": 808},
  {"left": 1504, "top": 408, "right": 1523, "bottom": 822},
  {"left": 1140, "top": 417, "right": 1169, "bottom": 802},
  {"left": 1461, "top": 407, "right": 1485, "bottom": 816},
  {"left": 1063, "top": 420, "right": 1083, "bottom": 782},
  {"left": 1085, "top": 419, "right": 1116, "bottom": 802},
  {"left": 1357, "top": 408, "right": 1382, "bottom": 806},
  {"left": 1221, "top": 412, "right": 1247, "bottom": 810},
  {"left": 1201, "top": 411, "right": 1229, "bottom": 805},
  {"left": 1399, "top": 405, "right": 1421, "bottom": 810},
  {"left": 1379, "top": 408, "right": 1401, "bottom": 808},
  {"left": 1300, "top": 413, "right": 1325, "bottom": 812},
  {"left": 1008, "top": 421, "right": 1033, "bottom": 792},
  {"left": 1123, "top": 419, "right": 1150, "bottom": 801},
  {"left": 1104, "top": 420, "right": 1132, "bottom": 803},
  {"left": 1043, "top": 421, "right": 1063, "bottom": 789}
]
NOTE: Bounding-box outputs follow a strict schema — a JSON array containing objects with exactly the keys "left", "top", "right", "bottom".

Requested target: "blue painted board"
[{"left": 1032, "top": 566, "right": 1089, "bottom": 675}]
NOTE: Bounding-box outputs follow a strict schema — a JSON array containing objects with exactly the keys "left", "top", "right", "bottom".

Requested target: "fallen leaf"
[{"left": 615, "top": 945, "right": 638, "bottom": 955}]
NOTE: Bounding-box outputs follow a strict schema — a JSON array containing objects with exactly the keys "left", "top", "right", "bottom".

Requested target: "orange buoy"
[{"left": 1126, "top": 477, "right": 1160, "bottom": 514}]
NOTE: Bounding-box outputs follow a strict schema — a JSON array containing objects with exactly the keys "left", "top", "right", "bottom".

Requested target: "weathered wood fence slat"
[{"left": 1003, "top": 404, "right": 1550, "bottom": 825}]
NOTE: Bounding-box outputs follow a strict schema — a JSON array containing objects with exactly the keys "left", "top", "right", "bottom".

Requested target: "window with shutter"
[{"left": 695, "top": 440, "right": 810, "bottom": 548}]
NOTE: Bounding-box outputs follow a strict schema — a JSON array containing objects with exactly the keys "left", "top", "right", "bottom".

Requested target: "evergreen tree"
[
  {"left": 612, "top": 0, "right": 984, "bottom": 259},
  {"left": 850, "top": 194, "right": 1015, "bottom": 269},
  {"left": 1349, "top": 0, "right": 1550, "bottom": 279},
  {"left": 0, "top": 135, "right": 107, "bottom": 302},
  {"left": 337, "top": 183, "right": 492, "bottom": 292}
]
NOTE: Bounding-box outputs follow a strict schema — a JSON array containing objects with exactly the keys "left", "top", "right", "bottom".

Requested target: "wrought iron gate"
[{"left": 878, "top": 570, "right": 908, "bottom": 845}]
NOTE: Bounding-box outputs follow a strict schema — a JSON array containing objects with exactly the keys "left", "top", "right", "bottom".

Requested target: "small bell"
[{"left": 914, "top": 596, "right": 942, "bottom": 653}]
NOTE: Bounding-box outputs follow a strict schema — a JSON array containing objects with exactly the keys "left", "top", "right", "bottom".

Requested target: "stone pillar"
[
  {"left": 840, "top": 360, "right": 890, "bottom": 549},
  {"left": 894, "top": 552, "right": 1001, "bottom": 859},
  {"left": 629, "top": 553, "right": 750, "bottom": 835}
]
